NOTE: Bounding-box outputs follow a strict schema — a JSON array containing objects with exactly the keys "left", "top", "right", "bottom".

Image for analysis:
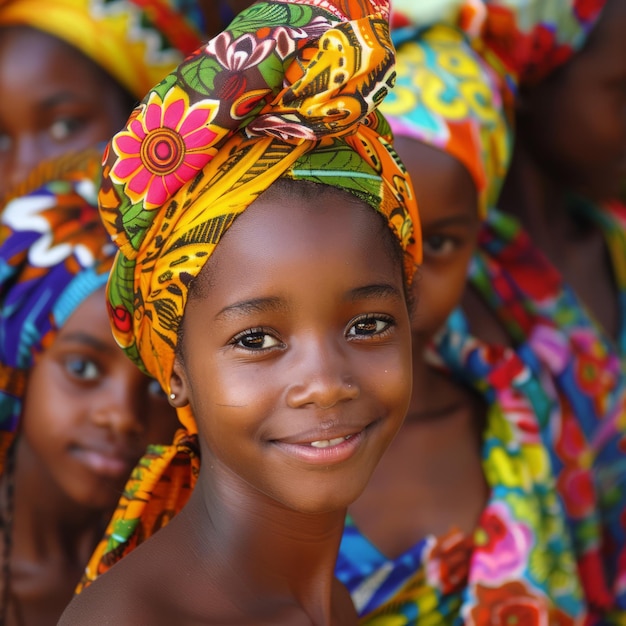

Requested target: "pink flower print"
[
  {"left": 110, "top": 88, "right": 220, "bottom": 208},
  {"left": 471, "top": 502, "right": 534, "bottom": 585},
  {"left": 206, "top": 31, "right": 275, "bottom": 72},
  {"left": 528, "top": 323, "right": 569, "bottom": 376}
]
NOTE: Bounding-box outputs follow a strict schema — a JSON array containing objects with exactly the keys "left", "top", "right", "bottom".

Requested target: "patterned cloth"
[
  {"left": 467, "top": 202, "right": 626, "bottom": 619},
  {"left": 0, "top": 147, "right": 115, "bottom": 473},
  {"left": 379, "top": 22, "right": 512, "bottom": 217},
  {"left": 338, "top": 321, "right": 590, "bottom": 624},
  {"left": 0, "top": 0, "right": 205, "bottom": 100},
  {"left": 79, "top": 0, "right": 421, "bottom": 590}
]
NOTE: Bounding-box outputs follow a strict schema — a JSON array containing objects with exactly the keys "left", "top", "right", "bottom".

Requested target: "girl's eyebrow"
[
  {"left": 215, "top": 283, "right": 402, "bottom": 321},
  {"left": 347, "top": 283, "right": 403, "bottom": 302},
  {"left": 39, "top": 92, "right": 84, "bottom": 109},
  {"left": 56, "top": 332, "right": 111, "bottom": 351},
  {"left": 215, "top": 296, "right": 288, "bottom": 321}
]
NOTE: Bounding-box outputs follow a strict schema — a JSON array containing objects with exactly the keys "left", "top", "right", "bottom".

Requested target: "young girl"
[
  {"left": 59, "top": 0, "right": 421, "bottom": 622},
  {"left": 0, "top": 0, "right": 205, "bottom": 200},
  {"left": 0, "top": 153, "right": 179, "bottom": 625},
  {"left": 335, "top": 17, "right": 607, "bottom": 624}
]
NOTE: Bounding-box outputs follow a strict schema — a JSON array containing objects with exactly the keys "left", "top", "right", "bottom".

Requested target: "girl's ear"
[{"left": 169, "top": 358, "right": 190, "bottom": 408}]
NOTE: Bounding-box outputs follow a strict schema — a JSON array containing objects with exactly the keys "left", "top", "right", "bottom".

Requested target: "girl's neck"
[{"left": 180, "top": 469, "right": 354, "bottom": 625}]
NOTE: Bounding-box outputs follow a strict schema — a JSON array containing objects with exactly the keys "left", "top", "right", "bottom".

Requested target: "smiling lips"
[
  {"left": 73, "top": 445, "right": 139, "bottom": 479},
  {"left": 273, "top": 428, "right": 369, "bottom": 464}
]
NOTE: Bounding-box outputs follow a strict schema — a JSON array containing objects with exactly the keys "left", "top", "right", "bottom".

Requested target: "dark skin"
[
  {"left": 0, "top": 26, "right": 135, "bottom": 200},
  {"left": 486, "top": 0, "right": 626, "bottom": 346},
  {"left": 2, "top": 288, "right": 178, "bottom": 626},
  {"left": 59, "top": 183, "right": 413, "bottom": 625},
  {"left": 349, "top": 137, "right": 489, "bottom": 558}
]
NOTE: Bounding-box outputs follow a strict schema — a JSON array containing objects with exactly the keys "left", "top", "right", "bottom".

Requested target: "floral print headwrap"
[
  {"left": 79, "top": 0, "right": 420, "bottom": 589},
  {"left": 380, "top": 22, "right": 512, "bottom": 218},
  {"left": 0, "top": 147, "right": 115, "bottom": 472},
  {"left": 99, "top": 0, "right": 420, "bottom": 433},
  {"left": 0, "top": 0, "right": 205, "bottom": 100}
]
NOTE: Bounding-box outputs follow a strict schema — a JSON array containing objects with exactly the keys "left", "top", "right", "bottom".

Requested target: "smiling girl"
[{"left": 58, "top": 0, "right": 421, "bottom": 623}]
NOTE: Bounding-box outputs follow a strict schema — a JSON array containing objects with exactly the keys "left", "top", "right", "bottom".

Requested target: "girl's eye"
[
  {"left": 347, "top": 315, "right": 393, "bottom": 337},
  {"left": 65, "top": 357, "right": 101, "bottom": 381},
  {"left": 49, "top": 118, "right": 83, "bottom": 142},
  {"left": 423, "top": 235, "right": 456, "bottom": 256},
  {"left": 232, "top": 329, "right": 283, "bottom": 351}
]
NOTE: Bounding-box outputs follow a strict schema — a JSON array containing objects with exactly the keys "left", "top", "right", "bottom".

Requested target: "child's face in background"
[
  {"left": 395, "top": 136, "right": 480, "bottom": 341},
  {"left": 20, "top": 288, "right": 179, "bottom": 511},
  {"left": 0, "top": 26, "right": 135, "bottom": 199},
  {"left": 171, "top": 185, "right": 413, "bottom": 515},
  {"left": 516, "top": 0, "right": 626, "bottom": 202}
]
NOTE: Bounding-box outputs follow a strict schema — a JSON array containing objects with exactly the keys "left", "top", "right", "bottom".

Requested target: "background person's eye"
[
  {"left": 65, "top": 357, "right": 100, "bottom": 381},
  {"left": 49, "top": 117, "right": 83, "bottom": 141},
  {"left": 423, "top": 235, "right": 456, "bottom": 256}
]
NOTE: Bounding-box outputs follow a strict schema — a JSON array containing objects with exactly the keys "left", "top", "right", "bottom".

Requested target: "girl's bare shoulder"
[{"left": 58, "top": 531, "right": 190, "bottom": 625}]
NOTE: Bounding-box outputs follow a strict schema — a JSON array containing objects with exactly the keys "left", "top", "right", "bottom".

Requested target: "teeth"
[{"left": 310, "top": 436, "right": 351, "bottom": 448}]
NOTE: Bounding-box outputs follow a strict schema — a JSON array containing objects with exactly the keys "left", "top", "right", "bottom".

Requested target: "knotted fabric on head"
[
  {"left": 380, "top": 23, "right": 512, "bottom": 218},
  {"left": 79, "top": 0, "right": 420, "bottom": 591},
  {"left": 99, "top": 0, "right": 421, "bottom": 435},
  {"left": 0, "top": 0, "right": 205, "bottom": 100},
  {"left": 0, "top": 147, "right": 115, "bottom": 473}
]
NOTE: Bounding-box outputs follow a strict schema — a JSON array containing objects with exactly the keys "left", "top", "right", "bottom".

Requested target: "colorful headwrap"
[
  {"left": 0, "top": 0, "right": 205, "bottom": 100},
  {"left": 380, "top": 22, "right": 512, "bottom": 217},
  {"left": 478, "top": 0, "right": 608, "bottom": 87},
  {"left": 80, "top": 0, "right": 420, "bottom": 589},
  {"left": 0, "top": 148, "right": 115, "bottom": 472}
]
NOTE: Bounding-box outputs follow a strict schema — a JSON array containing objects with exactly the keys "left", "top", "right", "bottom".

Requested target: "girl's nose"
[
  {"left": 90, "top": 389, "right": 145, "bottom": 437},
  {"left": 285, "top": 339, "right": 360, "bottom": 409}
]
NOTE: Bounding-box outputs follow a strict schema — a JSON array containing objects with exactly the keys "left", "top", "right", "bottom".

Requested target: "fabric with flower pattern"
[{"left": 465, "top": 201, "right": 626, "bottom": 618}]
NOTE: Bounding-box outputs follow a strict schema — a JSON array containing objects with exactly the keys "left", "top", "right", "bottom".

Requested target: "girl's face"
[
  {"left": 516, "top": 0, "right": 626, "bottom": 201},
  {"left": 171, "top": 185, "right": 413, "bottom": 514},
  {"left": 20, "top": 288, "right": 179, "bottom": 511},
  {"left": 0, "top": 26, "right": 135, "bottom": 199},
  {"left": 395, "top": 136, "right": 480, "bottom": 341}
]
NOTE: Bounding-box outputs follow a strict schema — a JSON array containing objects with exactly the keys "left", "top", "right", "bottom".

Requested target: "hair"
[{"left": 175, "top": 178, "right": 414, "bottom": 361}]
